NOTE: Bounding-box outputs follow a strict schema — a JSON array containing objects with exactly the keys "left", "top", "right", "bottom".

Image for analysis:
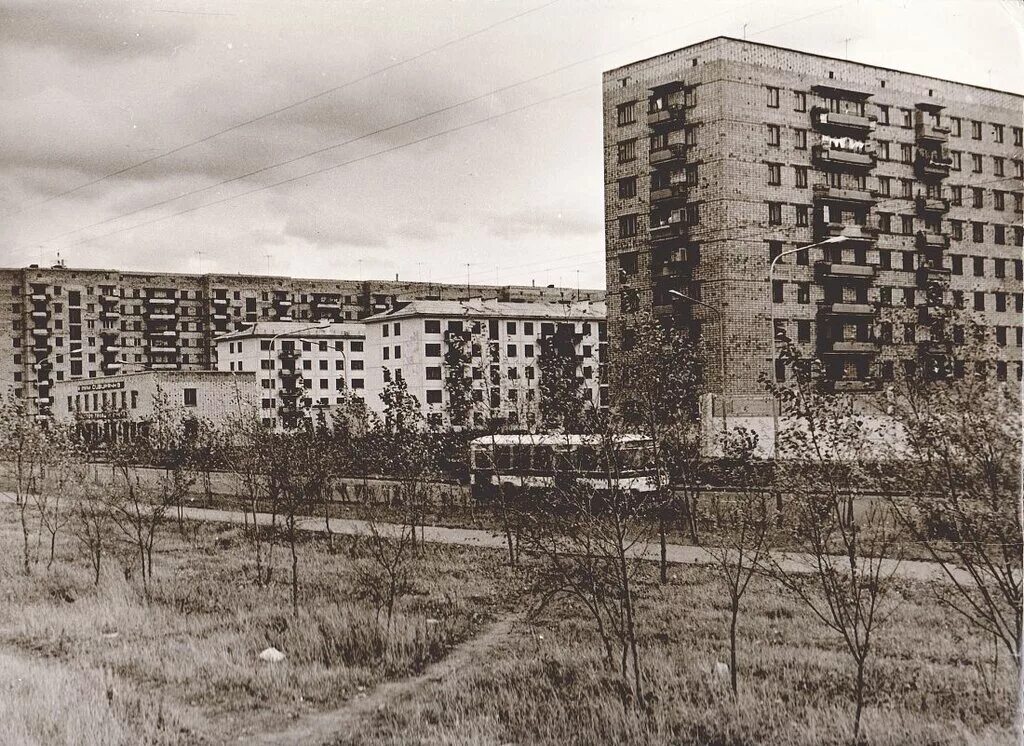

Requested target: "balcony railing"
[
  {"left": 818, "top": 301, "right": 877, "bottom": 317},
  {"left": 825, "top": 340, "right": 880, "bottom": 354},
  {"left": 915, "top": 231, "right": 950, "bottom": 250},
  {"left": 149, "top": 362, "right": 179, "bottom": 371},
  {"left": 814, "top": 222, "right": 876, "bottom": 243},
  {"left": 914, "top": 112, "right": 950, "bottom": 144},
  {"left": 916, "top": 265, "right": 952, "bottom": 288},
  {"left": 914, "top": 151, "right": 952, "bottom": 180},
  {"left": 145, "top": 296, "right": 176, "bottom": 305},
  {"left": 915, "top": 194, "right": 950, "bottom": 215},
  {"left": 812, "top": 145, "right": 876, "bottom": 170},
  {"left": 814, "top": 261, "right": 877, "bottom": 281},
  {"left": 649, "top": 221, "right": 686, "bottom": 243},
  {"left": 649, "top": 182, "right": 688, "bottom": 203},
  {"left": 649, "top": 143, "right": 687, "bottom": 166},
  {"left": 647, "top": 105, "right": 685, "bottom": 128},
  {"left": 810, "top": 107, "right": 876, "bottom": 135},
  {"left": 812, "top": 183, "right": 876, "bottom": 204},
  {"left": 827, "top": 379, "right": 880, "bottom": 393}
]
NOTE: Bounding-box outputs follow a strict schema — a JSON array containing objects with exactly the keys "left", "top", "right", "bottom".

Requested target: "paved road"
[{"left": 1, "top": 490, "right": 962, "bottom": 584}]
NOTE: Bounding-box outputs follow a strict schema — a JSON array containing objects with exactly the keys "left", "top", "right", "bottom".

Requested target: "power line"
[
  {"left": 62, "top": 84, "right": 597, "bottom": 249},
  {"left": 24, "top": 0, "right": 771, "bottom": 248},
  {"left": 9, "top": 0, "right": 562, "bottom": 214}
]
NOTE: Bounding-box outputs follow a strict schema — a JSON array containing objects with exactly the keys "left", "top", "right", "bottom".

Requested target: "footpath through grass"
[{"left": 0, "top": 508, "right": 1016, "bottom": 745}]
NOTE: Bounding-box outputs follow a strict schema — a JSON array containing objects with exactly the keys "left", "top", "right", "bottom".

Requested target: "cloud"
[
  {"left": 281, "top": 210, "right": 386, "bottom": 250},
  {"left": 484, "top": 207, "right": 601, "bottom": 240},
  {"left": 0, "top": 1, "right": 196, "bottom": 62}
]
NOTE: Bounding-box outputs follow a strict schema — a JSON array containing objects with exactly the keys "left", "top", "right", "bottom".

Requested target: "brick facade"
[{"left": 604, "top": 36, "right": 1023, "bottom": 402}]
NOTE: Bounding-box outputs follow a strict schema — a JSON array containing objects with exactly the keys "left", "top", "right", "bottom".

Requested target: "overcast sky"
[{"left": 1, "top": 0, "right": 1021, "bottom": 289}]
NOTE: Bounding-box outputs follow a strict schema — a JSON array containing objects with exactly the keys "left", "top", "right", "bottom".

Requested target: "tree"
[
  {"left": 765, "top": 341, "right": 905, "bottom": 744},
  {"left": 537, "top": 323, "right": 590, "bottom": 432},
  {"left": 613, "top": 311, "right": 701, "bottom": 581},
  {"left": 0, "top": 394, "right": 49, "bottom": 575},
  {"left": 874, "top": 321, "right": 1021, "bottom": 669},
  {"left": 701, "top": 427, "right": 771, "bottom": 695},
  {"left": 34, "top": 423, "right": 83, "bottom": 570},
  {"left": 443, "top": 327, "right": 475, "bottom": 430},
  {"left": 523, "top": 423, "right": 654, "bottom": 709}
]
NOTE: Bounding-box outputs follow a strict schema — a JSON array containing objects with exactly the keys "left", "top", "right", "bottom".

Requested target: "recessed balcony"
[
  {"left": 31, "top": 309, "right": 49, "bottom": 319},
  {"left": 915, "top": 232, "right": 950, "bottom": 250},
  {"left": 30, "top": 327, "right": 50, "bottom": 337},
  {"left": 100, "top": 309, "right": 120, "bottom": 320},
  {"left": 647, "top": 105, "right": 685, "bottom": 128},
  {"left": 649, "top": 143, "right": 687, "bottom": 166},
  {"left": 818, "top": 301, "right": 877, "bottom": 317},
  {"left": 100, "top": 294, "right": 120, "bottom": 304},
  {"left": 812, "top": 183, "right": 876, "bottom": 205},
  {"left": 29, "top": 292, "right": 48, "bottom": 302},
  {"left": 148, "top": 329, "right": 178, "bottom": 339},
  {"left": 915, "top": 194, "right": 950, "bottom": 216},
  {"left": 149, "top": 362, "right": 179, "bottom": 371},
  {"left": 211, "top": 297, "right": 229, "bottom": 306},
  {"left": 649, "top": 221, "right": 686, "bottom": 243},
  {"left": 814, "top": 222, "right": 877, "bottom": 243},
  {"left": 810, "top": 107, "right": 876, "bottom": 136},
  {"left": 211, "top": 312, "right": 229, "bottom": 321},
  {"left": 103, "top": 362, "right": 123, "bottom": 372},
  {"left": 102, "top": 345, "right": 121, "bottom": 354},
  {"left": 649, "top": 182, "right": 688, "bottom": 203},
  {"left": 815, "top": 262, "right": 877, "bottom": 281},
  {"left": 146, "top": 296, "right": 176, "bottom": 306},
  {"left": 812, "top": 144, "right": 876, "bottom": 170},
  {"left": 915, "top": 151, "right": 952, "bottom": 180},
  {"left": 825, "top": 340, "right": 880, "bottom": 355},
  {"left": 914, "top": 112, "right": 950, "bottom": 144}
]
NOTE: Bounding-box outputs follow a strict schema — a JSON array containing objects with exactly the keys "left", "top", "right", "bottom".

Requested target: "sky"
[{"left": 1, "top": 0, "right": 1021, "bottom": 290}]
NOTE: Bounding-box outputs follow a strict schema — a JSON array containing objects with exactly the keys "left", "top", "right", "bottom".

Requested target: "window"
[
  {"left": 992, "top": 157, "right": 1005, "bottom": 178},
  {"left": 995, "top": 258, "right": 1006, "bottom": 278},
  {"left": 995, "top": 225, "right": 1005, "bottom": 245},
  {"left": 794, "top": 129, "right": 807, "bottom": 149},
  {"left": 795, "top": 205, "right": 809, "bottom": 226},
  {"left": 878, "top": 214, "right": 891, "bottom": 234},
  {"left": 797, "top": 282, "right": 810, "bottom": 304},
  {"left": 768, "top": 202, "right": 782, "bottom": 225},
  {"left": 794, "top": 166, "right": 808, "bottom": 188},
  {"left": 425, "top": 343, "right": 441, "bottom": 357},
  {"left": 974, "top": 292, "right": 985, "bottom": 311},
  {"left": 685, "top": 127, "right": 697, "bottom": 146},
  {"left": 766, "top": 86, "right": 779, "bottom": 108},
  {"left": 768, "top": 241, "right": 782, "bottom": 261},
  {"left": 972, "top": 154, "right": 983, "bottom": 173},
  {"left": 901, "top": 215, "right": 914, "bottom": 234},
  {"left": 971, "top": 120, "right": 982, "bottom": 140},
  {"left": 950, "top": 254, "right": 963, "bottom": 275},
  {"left": 900, "top": 144, "right": 913, "bottom": 164},
  {"left": 1016, "top": 193, "right": 1023, "bottom": 213},
  {"left": 618, "top": 214, "right": 637, "bottom": 238},
  {"left": 524, "top": 322, "right": 534, "bottom": 335},
  {"left": 183, "top": 388, "right": 197, "bottom": 407},
  {"left": 618, "top": 177, "right": 637, "bottom": 199},
  {"left": 685, "top": 202, "right": 699, "bottom": 225},
  {"left": 951, "top": 151, "right": 961, "bottom": 170},
  {"left": 616, "top": 101, "right": 636, "bottom": 126},
  {"left": 797, "top": 320, "right": 811, "bottom": 343},
  {"left": 877, "top": 141, "right": 889, "bottom": 161},
  {"left": 972, "top": 222, "right": 984, "bottom": 243},
  {"left": 880, "top": 286, "right": 892, "bottom": 304},
  {"left": 951, "top": 221, "right": 963, "bottom": 241},
  {"left": 767, "top": 124, "right": 780, "bottom": 147},
  {"left": 901, "top": 108, "right": 913, "bottom": 127},
  {"left": 617, "top": 139, "right": 636, "bottom": 163},
  {"left": 973, "top": 188, "right": 984, "bottom": 208},
  {"left": 793, "top": 91, "right": 806, "bottom": 111},
  {"left": 974, "top": 256, "right": 985, "bottom": 276},
  {"left": 426, "top": 389, "right": 443, "bottom": 404},
  {"left": 1017, "top": 160, "right": 1024, "bottom": 178},
  {"left": 950, "top": 117, "right": 961, "bottom": 137},
  {"left": 876, "top": 176, "right": 890, "bottom": 196},
  {"left": 649, "top": 131, "right": 668, "bottom": 151},
  {"left": 950, "top": 185, "right": 962, "bottom": 206},
  {"left": 902, "top": 251, "right": 915, "bottom": 271},
  {"left": 904, "top": 324, "right": 916, "bottom": 343},
  {"left": 424, "top": 319, "right": 441, "bottom": 334},
  {"left": 772, "top": 281, "right": 784, "bottom": 303},
  {"left": 901, "top": 178, "right": 913, "bottom": 198},
  {"left": 767, "top": 163, "right": 781, "bottom": 185},
  {"left": 878, "top": 104, "right": 889, "bottom": 125},
  {"left": 996, "top": 292, "right": 1007, "bottom": 312}
]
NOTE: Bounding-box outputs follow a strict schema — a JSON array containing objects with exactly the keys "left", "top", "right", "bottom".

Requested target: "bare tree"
[
  {"left": 71, "top": 479, "right": 109, "bottom": 586},
  {"left": 874, "top": 322, "right": 1021, "bottom": 669},
  {"left": 354, "top": 502, "right": 416, "bottom": 636},
  {"left": 35, "top": 424, "right": 83, "bottom": 570},
  {"left": 0, "top": 394, "right": 49, "bottom": 575},
  {"left": 613, "top": 311, "right": 701, "bottom": 581},
  {"left": 523, "top": 423, "right": 653, "bottom": 709},
  {"left": 765, "top": 342, "right": 905, "bottom": 744},
  {"left": 701, "top": 427, "right": 772, "bottom": 695}
]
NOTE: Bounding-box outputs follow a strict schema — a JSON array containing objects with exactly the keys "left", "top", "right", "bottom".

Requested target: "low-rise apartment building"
[
  {"left": 214, "top": 322, "right": 366, "bottom": 429},
  {"left": 51, "top": 370, "right": 258, "bottom": 441},
  {"left": 362, "top": 299, "right": 608, "bottom": 429}
]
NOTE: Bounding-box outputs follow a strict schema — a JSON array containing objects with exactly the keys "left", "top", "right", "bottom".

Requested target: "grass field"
[{"left": 0, "top": 506, "right": 1016, "bottom": 745}]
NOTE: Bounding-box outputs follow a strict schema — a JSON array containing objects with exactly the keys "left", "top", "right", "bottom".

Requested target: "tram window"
[{"left": 495, "top": 446, "right": 512, "bottom": 470}]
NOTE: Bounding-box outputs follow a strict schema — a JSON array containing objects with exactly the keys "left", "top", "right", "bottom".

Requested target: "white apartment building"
[
  {"left": 362, "top": 299, "right": 608, "bottom": 429},
  {"left": 214, "top": 321, "right": 366, "bottom": 429}
]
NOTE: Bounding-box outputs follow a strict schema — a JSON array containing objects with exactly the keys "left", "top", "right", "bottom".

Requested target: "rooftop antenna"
[
  {"left": 264, "top": 252, "right": 271, "bottom": 275},
  {"left": 465, "top": 262, "right": 471, "bottom": 298},
  {"left": 196, "top": 249, "right": 203, "bottom": 274},
  {"left": 742, "top": 23, "right": 748, "bottom": 40},
  {"left": 575, "top": 269, "right": 580, "bottom": 300}
]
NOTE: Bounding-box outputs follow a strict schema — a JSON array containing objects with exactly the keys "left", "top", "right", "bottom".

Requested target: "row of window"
[
  {"left": 773, "top": 317, "right": 1024, "bottom": 347},
  {"left": 772, "top": 281, "right": 1023, "bottom": 313}
]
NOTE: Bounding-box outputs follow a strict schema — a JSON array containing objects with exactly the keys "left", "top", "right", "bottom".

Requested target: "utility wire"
[
  {"left": 62, "top": 84, "right": 597, "bottom": 249},
  {"left": 25, "top": 0, "right": 771, "bottom": 248},
  {"left": 10, "top": 0, "right": 562, "bottom": 214}
]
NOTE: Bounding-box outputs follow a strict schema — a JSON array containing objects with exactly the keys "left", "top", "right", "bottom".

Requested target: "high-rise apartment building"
[
  {"left": 604, "top": 37, "right": 1023, "bottom": 409},
  {"left": 0, "top": 263, "right": 601, "bottom": 419}
]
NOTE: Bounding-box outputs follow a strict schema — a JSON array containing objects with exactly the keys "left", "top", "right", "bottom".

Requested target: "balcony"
[
  {"left": 145, "top": 296, "right": 176, "bottom": 306},
  {"left": 30, "top": 327, "right": 50, "bottom": 337},
  {"left": 211, "top": 297, "right": 229, "bottom": 306},
  {"left": 915, "top": 151, "right": 952, "bottom": 180},
  {"left": 647, "top": 105, "right": 685, "bottom": 128},
  {"left": 825, "top": 340, "right": 880, "bottom": 355},
  {"left": 649, "top": 221, "right": 686, "bottom": 244},
  {"left": 29, "top": 292, "right": 48, "bottom": 302},
  {"left": 99, "top": 309, "right": 120, "bottom": 320},
  {"left": 649, "top": 143, "right": 687, "bottom": 166},
  {"left": 915, "top": 194, "right": 950, "bottom": 216},
  {"left": 812, "top": 144, "right": 876, "bottom": 170},
  {"left": 100, "top": 294, "right": 119, "bottom": 305},
  {"left": 103, "top": 361, "right": 122, "bottom": 372},
  {"left": 917, "top": 265, "right": 951, "bottom": 288},
  {"left": 812, "top": 183, "right": 876, "bottom": 205},
  {"left": 149, "top": 362, "right": 179, "bottom": 371},
  {"left": 145, "top": 311, "right": 177, "bottom": 322},
  {"left": 915, "top": 231, "right": 950, "bottom": 250},
  {"left": 827, "top": 379, "right": 880, "bottom": 393},
  {"left": 34, "top": 395, "right": 53, "bottom": 406},
  {"left": 818, "top": 301, "right": 876, "bottom": 317},
  {"left": 815, "top": 262, "right": 876, "bottom": 281},
  {"left": 30, "top": 309, "right": 49, "bottom": 319},
  {"left": 649, "top": 182, "right": 688, "bottom": 204},
  {"left": 211, "top": 312, "right": 229, "bottom": 321},
  {"left": 810, "top": 107, "right": 876, "bottom": 136},
  {"left": 101, "top": 344, "right": 121, "bottom": 354},
  {"left": 279, "top": 349, "right": 300, "bottom": 362},
  {"left": 274, "top": 297, "right": 293, "bottom": 307},
  {"left": 100, "top": 327, "right": 119, "bottom": 337},
  {"left": 914, "top": 112, "right": 950, "bottom": 144},
  {"left": 814, "top": 222, "right": 877, "bottom": 243},
  {"left": 917, "top": 339, "right": 949, "bottom": 357},
  {"left": 147, "top": 329, "right": 178, "bottom": 338}
]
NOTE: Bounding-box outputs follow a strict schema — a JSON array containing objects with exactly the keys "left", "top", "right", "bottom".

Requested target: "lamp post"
[
  {"left": 264, "top": 320, "right": 331, "bottom": 429},
  {"left": 668, "top": 289, "right": 727, "bottom": 432}
]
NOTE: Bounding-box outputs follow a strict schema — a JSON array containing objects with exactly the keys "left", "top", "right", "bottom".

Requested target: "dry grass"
[{"left": 0, "top": 506, "right": 1016, "bottom": 745}]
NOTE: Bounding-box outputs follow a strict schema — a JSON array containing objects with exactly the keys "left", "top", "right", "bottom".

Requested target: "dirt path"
[{"left": 247, "top": 614, "right": 518, "bottom": 746}]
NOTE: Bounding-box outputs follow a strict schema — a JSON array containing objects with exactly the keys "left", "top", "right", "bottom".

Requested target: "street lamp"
[
  {"left": 668, "top": 289, "right": 727, "bottom": 431},
  {"left": 264, "top": 320, "right": 332, "bottom": 428}
]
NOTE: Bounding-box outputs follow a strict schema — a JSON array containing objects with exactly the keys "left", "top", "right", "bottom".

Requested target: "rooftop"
[
  {"left": 363, "top": 298, "right": 607, "bottom": 323},
  {"left": 214, "top": 321, "right": 366, "bottom": 342},
  {"left": 605, "top": 36, "right": 1023, "bottom": 99}
]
